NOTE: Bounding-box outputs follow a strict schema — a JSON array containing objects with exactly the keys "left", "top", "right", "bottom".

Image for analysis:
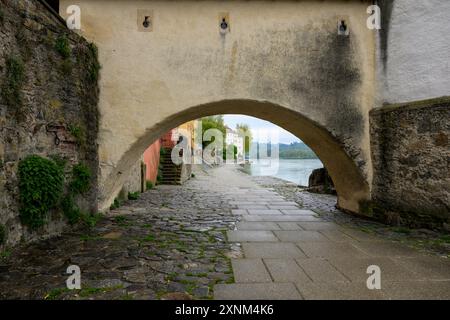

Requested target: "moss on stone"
[
  {"left": 55, "top": 34, "right": 71, "bottom": 58},
  {"left": 1, "top": 55, "right": 25, "bottom": 109}
]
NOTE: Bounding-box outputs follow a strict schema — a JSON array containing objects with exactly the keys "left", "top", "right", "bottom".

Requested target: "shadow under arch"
[{"left": 101, "top": 99, "right": 370, "bottom": 214}]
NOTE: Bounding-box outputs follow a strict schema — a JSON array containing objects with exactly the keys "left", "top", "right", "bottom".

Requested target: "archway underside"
[{"left": 100, "top": 100, "right": 370, "bottom": 214}]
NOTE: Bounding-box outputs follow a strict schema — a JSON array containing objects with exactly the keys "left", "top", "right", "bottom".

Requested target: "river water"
[{"left": 243, "top": 158, "right": 323, "bottom": 187}]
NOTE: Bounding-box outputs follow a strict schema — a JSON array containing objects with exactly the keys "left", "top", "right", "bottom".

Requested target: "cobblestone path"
[
  {"left": 0, "top": 165, "right": 449, "bottom": 300},
  {"left": 0, "top": 167, "right": 242, "bottom": 300}
]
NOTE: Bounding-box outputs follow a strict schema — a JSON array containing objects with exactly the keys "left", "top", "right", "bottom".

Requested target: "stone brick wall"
[
  {"left": 0, "top": 0, "right": 99, "bottom": 246},
  {"left": 370, "top": 98, "right": 450, "bottom": 229},
  {"left": 121, "top": 157, "right": 145, "bottom": 197}
]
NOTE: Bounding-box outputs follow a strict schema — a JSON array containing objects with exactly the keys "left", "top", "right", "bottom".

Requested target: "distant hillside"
[
  {"left": 250, "top": 142, "right": 318, "bottom": 159},
  {"left": 278, "top": 142, "right": 318, "bottom": 159}
]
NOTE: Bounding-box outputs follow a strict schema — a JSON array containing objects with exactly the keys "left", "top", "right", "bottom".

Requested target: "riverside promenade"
[{"left": 0, "top": 166, "right": 449, "bottom": 300}]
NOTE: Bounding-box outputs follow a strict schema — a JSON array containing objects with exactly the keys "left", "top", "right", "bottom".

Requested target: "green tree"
[
  {"left": 201, "top": 116, "right": 226, "bottom": 149},
  {"left": 236, "top": 123, "right": 252, "bottom": 156}
]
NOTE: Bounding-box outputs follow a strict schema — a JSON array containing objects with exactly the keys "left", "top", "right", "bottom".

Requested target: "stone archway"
[
  {"left": 59, "top": 0, "right": 377, "bottom": 216},
  {"left": 100, "top": 99, "right": 370, "bottom": 214}
]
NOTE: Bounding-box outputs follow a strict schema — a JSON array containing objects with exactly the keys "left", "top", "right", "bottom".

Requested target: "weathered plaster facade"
[
  {"left": 60, "top": 0, "right": 376, "bottom": 213},
  {"left": 378, "top": 0, "right": 450, "bottom": 104}
]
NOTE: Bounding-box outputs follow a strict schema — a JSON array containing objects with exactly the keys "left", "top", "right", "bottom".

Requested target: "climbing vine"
[
  {"left": 55, "top": 34, "right": 72, "bottom": 74},
  {"left": 68, "top": 124, "right": 86, "bottom": 146},
  {"left": 18, "top": 155, "right": 97, "bottom": 228},
  {"left": 86, "top": 42, "right": 101, "bottom": 83},
  {"left": 18, "top": 155, "right": 64, "bottom": 229},
  {"left": 62, "top": 163, "right": 92, "bottom": 225},
  {"left": 69, "top": 163, "right": 91, "bottom": 194}
]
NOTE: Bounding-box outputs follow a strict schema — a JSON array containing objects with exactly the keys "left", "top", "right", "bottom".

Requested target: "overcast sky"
[{"left": 223, "top": 115, "right": 301, "bottom": 144}]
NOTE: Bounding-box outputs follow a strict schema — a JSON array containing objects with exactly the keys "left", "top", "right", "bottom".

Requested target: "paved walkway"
[
  {"left": 213, "top": 167, "right": 450, "bottom": 300},
  {"left": 0, "top": 165, "right": 449, "bottom": 300}
]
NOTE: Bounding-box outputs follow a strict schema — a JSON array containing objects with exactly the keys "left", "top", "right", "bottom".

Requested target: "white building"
[{"left": 225, "top": 126, "right": 244, "bottom": 162}]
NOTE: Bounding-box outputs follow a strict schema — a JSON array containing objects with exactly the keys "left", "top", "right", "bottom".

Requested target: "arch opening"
[{"left": 100, "top": 99, "right": 370, "bottom": 214}]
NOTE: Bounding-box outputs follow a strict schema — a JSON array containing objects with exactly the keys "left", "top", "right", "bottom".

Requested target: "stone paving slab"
[
  {"left": 214, "top": 283, "right": 303, "bottom": 300},
  {"left": 232, "top": 259, "right": 272, "bottom": 283},
  {"left": 247, "top": 209, "right": 282, "bottom": 215},
  {"left": 297, "top": 222, "right": 341, "bottom": 231},
  {"left": 352, "top": 240, "right": 424, "bottom": 257},
  {"left": 236, "top": 222, "right": 281, "bottom": 230},
  {"left": 274, "top": 230, "right": 329, "bottom": 242},
  {"left": 227, "top": 230, "right": 278, "bottom": 242},
  {"left": 339, "top": 228, "right": 385, "bottom": 242},
  {"left": 267, "top": 201, "right": 300, "bottom": 206},
  {"left": 277, "top": 222, "right": 302, "bottom": 230},
  {"left": 231, "top": 209, "right": 248, "bottom": 215},
  {"left": 236, "top": 205, "right": 268, "bottom": 210},
  {"left": 295, "top": 258, "right": 350, "bottom": 284},
  {"left": 296, "top": 282, "right": 385, "bottom": 300},
  {"left": 229, "top": 202, "right": 269, "bottom": 205},
  {"left": 263, "top": 259, "right": 311, "bottom": 284},
  {"left": 391, "top": 256, "right": 450, "bottom": 280},
  {"left": 268, "top": 205, "right": 299, "bottom": 210},
  {"left": 280, "top": 209, "right": 316, "bottom": 215},
  {"left": 319, "top": 230, "right": 354, "bottom": 242},
  {"left": 296, "top": 241, "right": 369, "bottom": 259},
  {"left": 242, "top": 215, "right": 322, "bottom": 222},
  {"left": 242, "top": 243, "right": 307, "bottom": 259},
  {"left": 380, "top": 280, "right": 450, "bottom": 300},
  {"left": 327, "top": 257, "right": 420, "bottom": 282}
]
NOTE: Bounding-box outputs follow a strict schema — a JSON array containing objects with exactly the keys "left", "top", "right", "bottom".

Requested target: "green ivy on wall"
[
  {"left": 63, "top": 163, "right": 92, "bottom": 225},
  {"left": 69, "top": 163, "right": 91, "bottom": 194},
  {"left": 18, "top": 155, "right": 97, "bottom": 229},
  {"left": 18, "top": 155, "right": 64, "bottom": 229},
  {"left": 55, "top": 34, "right": 71, "bottom": 58}
]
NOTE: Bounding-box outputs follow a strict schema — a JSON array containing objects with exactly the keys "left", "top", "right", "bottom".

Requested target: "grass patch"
[
  {"left": 80, "top": 212, "right": 103, "bottom": 228},
  {"left": 80, "top": 234, "right": 101, "bottom": 241},
  {"left": 55, "top": 34, "right": 71, "bottom": 58},
  {"left": 142, "top": 234, "right": 156, "bottom": 242},
  {"left": 146, "top": 180, "right": 154, "bottom": 190},
  {"left": 68, "top": 124, "right": 85, "bottom": 146},
  {"left": 392, "top": 227, "right": 412, "bottom": 235},
  {"left": 44, "top": 288, "right": 70, "bottom": 300},
  {"left": 114, "top": 215, "right": 127, "bottom": 224},
  {"left": 128, "top": 191, "right": 140, "bottom": 200},
  {"left": 0, "top": 249, "right": 11, "bottom": 260},
  {"left": 110, "top": 198, "right": 122, "bottom": 210}
]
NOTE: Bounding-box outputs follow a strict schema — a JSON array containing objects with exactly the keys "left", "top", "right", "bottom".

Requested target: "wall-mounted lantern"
[
  {"left": 137, "top": 9, "right": 153, "bottom": 32},
  {"left": 143, "top": 16, "right": 151, "bottom": 29},
  {"left": 338, "top": 19, "right": 349, "bottom": 36},
  {"left": 219, "top": 13, "right": 230, "bottom": 34}
]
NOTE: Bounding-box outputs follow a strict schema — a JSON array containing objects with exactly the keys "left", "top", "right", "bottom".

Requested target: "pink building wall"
[{"left": 143, "top": 139, "right": 161, "bottom": 183}]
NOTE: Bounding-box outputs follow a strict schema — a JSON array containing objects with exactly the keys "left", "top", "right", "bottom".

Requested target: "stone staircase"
[{"left": 159, "top": 148, "right": 182, "bottom": 185}]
